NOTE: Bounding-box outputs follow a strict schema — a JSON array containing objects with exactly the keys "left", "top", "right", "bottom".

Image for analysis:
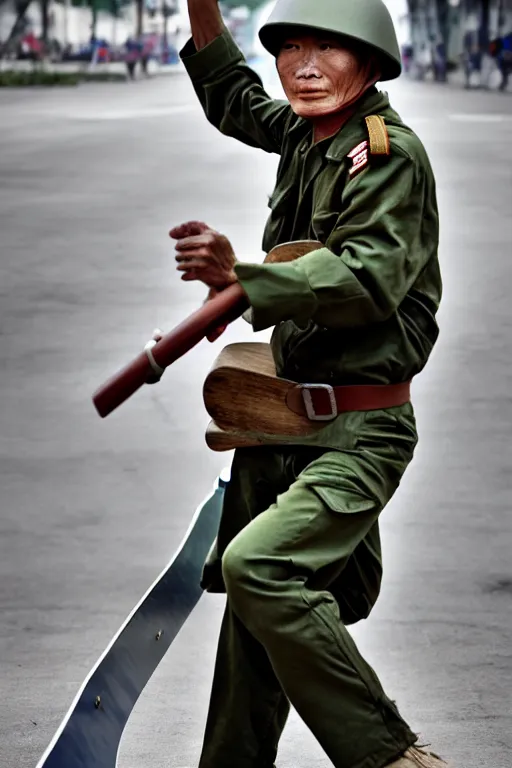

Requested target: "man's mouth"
[{"left": 296, "top": 89, "right": 327, "bottom": 98}]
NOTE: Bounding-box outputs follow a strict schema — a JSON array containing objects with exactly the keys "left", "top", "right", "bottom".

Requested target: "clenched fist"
[{"left": 170, "top": 220, "right": 238, "bottom": 289}]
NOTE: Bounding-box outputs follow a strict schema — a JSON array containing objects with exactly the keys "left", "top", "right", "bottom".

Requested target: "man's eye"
[
  {"left": 282, "top": 42, "right": 298, "bottom": 51},
  {"left": 319, "top": 43, "right": 333, "bottom": 51}
]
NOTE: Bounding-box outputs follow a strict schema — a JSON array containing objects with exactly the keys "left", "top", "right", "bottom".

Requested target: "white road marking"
[
  {"left": 4, "top": 104, "right": 197, "bottom": 122},
  {"left": 449, "top": 113, "right": 512, "bottom": 123},
  {"left": 76, "top": 104, "right": 197, "bottom": 120}
]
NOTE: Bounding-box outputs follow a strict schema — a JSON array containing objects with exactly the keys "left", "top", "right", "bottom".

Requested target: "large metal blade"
[{"left": 36, "top": 470, "right": 229, "bottom": 768}]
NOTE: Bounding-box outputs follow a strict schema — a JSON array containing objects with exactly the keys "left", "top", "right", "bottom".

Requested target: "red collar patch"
[{"left": 348, "top": 140, "right": 369, "bottom": 178}]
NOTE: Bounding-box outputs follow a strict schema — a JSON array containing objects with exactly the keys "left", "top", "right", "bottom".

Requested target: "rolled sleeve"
[
  {"left": 180, "top": 28, "right": 291, "bottom": 154},
  {"left": 235, "top": 249, "right": 369, "bottom": 331},
  {"left": 234, "top": 260, "right": 318, "bottom": 332},
  {"left": 180, "top": 31, "right": 244, "bottom": 82}
]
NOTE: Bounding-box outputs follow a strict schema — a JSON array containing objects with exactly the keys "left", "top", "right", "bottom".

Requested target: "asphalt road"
[{"left": 1, "top": 65, "right": 511, "bottom": 768}]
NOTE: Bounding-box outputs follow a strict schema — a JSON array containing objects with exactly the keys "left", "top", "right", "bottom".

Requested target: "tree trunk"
[
  {"left": 90, "top": 0, "right": 98, "bottom": 39},
  {"left": 479, "top": 0, "right": 491, "bottom": 50},
  {"left": 163, "top": 8, "right": 168, "bottom": 61},
  {"left": 435, "top": 0, "right": 449, "bottom": 48},
  {"left": 40, "top": 0, "right": 49, "bottom": 47},
  {"left": 136, "top": 0, "right": 143, "bottom": 37},
  {"left": 0, "top": 0, "right": 33, "bottom": 58}
]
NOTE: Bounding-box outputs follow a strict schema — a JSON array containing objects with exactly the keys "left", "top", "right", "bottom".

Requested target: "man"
[
  {"left": 125, "top": 36, "right": 139, "bottom": 80},
  {"left": 170, "top": 1, "right": 447, "bottom": 766},
  {"left": 498, "top": 32, "right": 512, "bottom": 92}
]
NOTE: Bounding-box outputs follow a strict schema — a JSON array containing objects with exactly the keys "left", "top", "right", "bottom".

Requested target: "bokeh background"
[{"left": 1, "top": 2, "right": 511, "bottom": 768}]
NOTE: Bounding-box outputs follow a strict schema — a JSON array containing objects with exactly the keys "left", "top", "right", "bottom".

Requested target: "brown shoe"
[{"left": 387, "top": 744, "right": 450, "bottom": 767}]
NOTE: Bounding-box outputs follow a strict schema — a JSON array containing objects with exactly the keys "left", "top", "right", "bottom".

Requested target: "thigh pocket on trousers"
[
  {"left": 329, "top": 531, "right": 383, "bottom": 626},
  {"left": 298, "top": 458, "right": 384, "bottom": 626},
  {"left": 299, "top": 454, "right": 379, "bottom": 516},
  {"left": 304, "top": 493, "right": 383, "bottom": 627}
]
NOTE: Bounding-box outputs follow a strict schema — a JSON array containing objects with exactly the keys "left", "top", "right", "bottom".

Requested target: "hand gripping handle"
[{"left": 92, "top": 283, "right": 248, "bottom": 418}]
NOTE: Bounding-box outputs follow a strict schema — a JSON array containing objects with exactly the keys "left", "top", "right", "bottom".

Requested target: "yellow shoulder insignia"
[{"left": 365, "top": 115, "right": 391, "bottom": 157}]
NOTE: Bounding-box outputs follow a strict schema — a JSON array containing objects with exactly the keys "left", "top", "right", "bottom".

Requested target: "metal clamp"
[
  {"left": 299, "top": 383, "right": 338, "bottom": 421},
  {"left": 144, "top": 331, "right": 165, "bottom": 381}
]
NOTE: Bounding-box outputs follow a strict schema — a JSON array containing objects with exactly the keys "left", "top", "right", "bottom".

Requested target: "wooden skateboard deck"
[{"left": 203, "top": 343, "right": 325, "bottom": 448}]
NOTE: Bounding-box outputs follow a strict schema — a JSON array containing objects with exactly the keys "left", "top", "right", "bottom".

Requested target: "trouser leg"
[
  {"left": 500, "top": 62, "right": 511, "bottom": 90},
  {"left": 198, "top": 601, "right": 290, "bottom": 768},
  {"left": 220, "top": 442, "right": 417, "bottom": 768},
  {"left": 199, "top": 448, "right": 319, "bottom": 768}
]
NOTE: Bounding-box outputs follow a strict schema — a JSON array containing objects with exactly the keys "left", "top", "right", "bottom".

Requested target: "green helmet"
[{"left": 259, "top": 0, "right": 402, "bottom": 81}]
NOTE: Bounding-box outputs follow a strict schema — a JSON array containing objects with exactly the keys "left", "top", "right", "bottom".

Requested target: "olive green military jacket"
[{"left": 180, "top": 30, "right": 442, "bottom": 402}]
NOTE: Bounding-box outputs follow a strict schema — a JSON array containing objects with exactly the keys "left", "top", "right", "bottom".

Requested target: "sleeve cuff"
[
  {"left": 299, "top": 247, "right": 361, "bottom": 292},
  {"left": 180, "top": 29, "right": 245, "bottom": 82},
  {"left": 234, "top": 261, "right": 318, "bottom": 332}
]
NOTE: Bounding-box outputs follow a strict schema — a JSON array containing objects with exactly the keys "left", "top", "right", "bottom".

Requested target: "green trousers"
[{"left": 199, "top": 406, "right": 419, "bottom": 768}]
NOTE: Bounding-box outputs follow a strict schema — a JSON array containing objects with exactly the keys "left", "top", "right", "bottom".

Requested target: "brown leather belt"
[{"left": 285, "top": 381, "right": 411, "bottom": 422}]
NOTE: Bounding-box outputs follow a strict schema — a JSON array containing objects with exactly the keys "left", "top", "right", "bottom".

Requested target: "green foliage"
[
  {"left": 0, "top": 69, "right": 128, "bottom": 86},
  {"left": 82, "top": 70, "right": 127, "bottom": 81},
  {"left": 0, "top": 70, "right": 80, "bottom": 86},
  {"left": 69, "top": 0, "right": 131, "bottom": 13}
]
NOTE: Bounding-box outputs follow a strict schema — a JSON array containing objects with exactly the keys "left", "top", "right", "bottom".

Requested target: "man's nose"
[{"left": 296, "top": 56, "right": 322, "bottom": 79}]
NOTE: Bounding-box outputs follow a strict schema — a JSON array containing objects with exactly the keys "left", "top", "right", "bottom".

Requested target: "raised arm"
[
  {"left": 187, "top": 0, "right": 224, "bottom": 50},
  {"left": 182, "top": 0, "right": 292, "bottom": 154}
]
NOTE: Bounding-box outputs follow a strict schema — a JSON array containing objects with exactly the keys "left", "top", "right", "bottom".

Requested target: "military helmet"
[{"left": 259, "top": 0, "right": 402, "bottom": 81}]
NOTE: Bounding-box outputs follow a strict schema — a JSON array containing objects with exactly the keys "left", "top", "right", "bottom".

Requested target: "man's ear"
[{"left": 370, "top": 55, "right": 382, "bottom": 84}]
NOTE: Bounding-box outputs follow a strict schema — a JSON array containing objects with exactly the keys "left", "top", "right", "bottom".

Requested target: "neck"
[
  {"left": 312, "top": 108, "right": 355, "bottom": 144},
  {"left": 311, "top": 84, "right": 377, "bottom": 144}
]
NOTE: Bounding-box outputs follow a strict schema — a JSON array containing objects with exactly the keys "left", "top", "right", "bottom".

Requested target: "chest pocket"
[
  {"left": 310, "top": 160, "right": 348, "bottom": 247},
  {"left": 262, "top": 178, "right": 299, "bottom": 254},
  {"left": 262, "top": 131, "right": 322, "bottom": 253},
  {"left": 262, "top": 163, "right": 351, "bottom": 258}
]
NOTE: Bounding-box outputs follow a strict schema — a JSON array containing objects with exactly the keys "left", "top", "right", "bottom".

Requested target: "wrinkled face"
[{"left": 276, "top": 33, "right": 367, "bottom": 118}]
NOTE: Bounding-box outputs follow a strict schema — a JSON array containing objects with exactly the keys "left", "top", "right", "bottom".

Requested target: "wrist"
[
  {"left": 204, "top": 271, "right": 237, "bottom": 295},
  {"left": 225, "top": 268, "right": 238, "bottom": 286},
  {"left": 216, "top": 272, "right": 238, "bottom": 290}
]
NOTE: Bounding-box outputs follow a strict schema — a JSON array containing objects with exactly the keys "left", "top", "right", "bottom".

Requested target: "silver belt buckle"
[{"left": 299, "top": 383, "right": 338, "bottom": 421}]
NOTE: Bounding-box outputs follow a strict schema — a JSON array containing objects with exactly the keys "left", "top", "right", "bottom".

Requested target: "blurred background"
[
  {"left": 1, "top": 2, "right": 511, "bottom": 768},
  {"left": 0, "top": 0, "right": 511, "bottom": 89}
]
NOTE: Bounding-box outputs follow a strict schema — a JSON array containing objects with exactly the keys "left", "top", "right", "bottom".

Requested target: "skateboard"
[{"left": 35, "top": 469, "right": 229, "bottom": 768}]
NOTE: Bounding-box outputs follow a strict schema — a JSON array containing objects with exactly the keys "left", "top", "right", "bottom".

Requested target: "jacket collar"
[
  {"left": 287, "top": 88, "right": 393, "bottom": 160},
  {"left": 325, "top": 88, "right": 392, "bottom": 161}
]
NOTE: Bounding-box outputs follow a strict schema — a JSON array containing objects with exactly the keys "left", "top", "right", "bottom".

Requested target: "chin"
[{"left": 290, "top": 100, "right": 338, "bottom": 119}]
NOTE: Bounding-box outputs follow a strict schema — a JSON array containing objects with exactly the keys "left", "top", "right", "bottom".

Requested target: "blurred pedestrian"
[
  {"left": 498, "top": 32, "right": 512, "bottom": 92},
  {"left": 140, "top": 33, "right": 156, "bottom": 77},
  {"left": 401, "top": 42, "right": 413, "bottom": 74},
  {"left": 463, "top": 29, "right": 481, "bottom": 88},
  {"left": 433, "top": 40, "right": 447, "bottom": 82},
  {"left": 416, "top": 41, "right": 432, "bottom": 80},
  {"left": 125, "top": 36, "right": 139, "bottom": 80}
]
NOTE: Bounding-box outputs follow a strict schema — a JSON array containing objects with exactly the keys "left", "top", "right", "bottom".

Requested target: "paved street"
[{"left": 1, "top": 66, "right": 511, "bottom": 768}]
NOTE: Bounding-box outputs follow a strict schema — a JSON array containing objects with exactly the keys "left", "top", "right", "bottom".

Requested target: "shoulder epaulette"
[{"left": 365, "top": 115, "right": 391, "bottom": 157}]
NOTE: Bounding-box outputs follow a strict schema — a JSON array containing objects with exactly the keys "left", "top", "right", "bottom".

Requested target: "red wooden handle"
[{"left": 92, "top": 283, "right": 248, "bottom": 418}]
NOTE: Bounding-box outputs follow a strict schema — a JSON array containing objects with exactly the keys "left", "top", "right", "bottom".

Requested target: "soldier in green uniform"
[{"left": 169, "top": 0, "right": 448, "bottom": 766}]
